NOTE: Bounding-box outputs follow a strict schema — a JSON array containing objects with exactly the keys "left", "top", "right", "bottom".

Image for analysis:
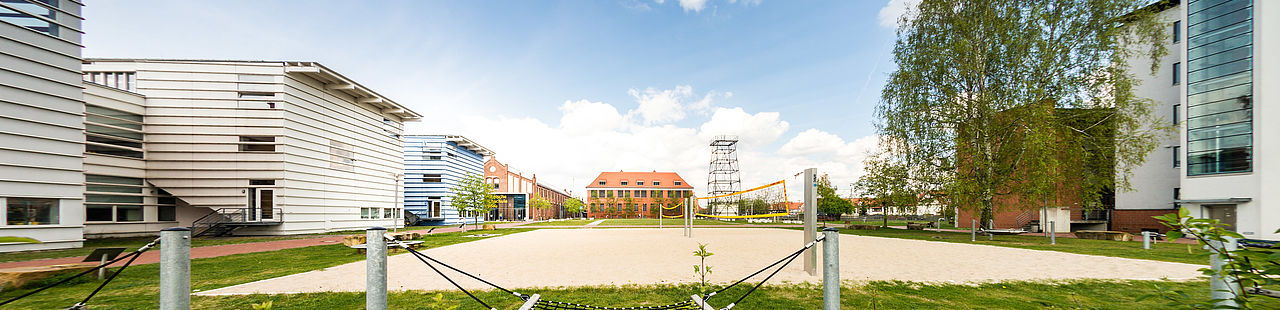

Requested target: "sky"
[{"left": 83, "top": 0, "right": 920, "bottom": 200}]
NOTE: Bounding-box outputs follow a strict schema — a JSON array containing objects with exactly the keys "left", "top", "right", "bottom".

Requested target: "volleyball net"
[{"left": 693, "top": 180, "right": 791, "bottom": 219}]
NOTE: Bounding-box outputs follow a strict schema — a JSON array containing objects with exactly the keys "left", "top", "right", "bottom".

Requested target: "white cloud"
[
  {"left": 627, "top": 85, "right": 719, "bottom": 125},
  {"left": 877, "top": 0, "right": 920, "bottom": 29},
  {"left": 406, "top": 86, "right": 876, "bottom": 203},
  {"left": 679, "top": 0, "right": 710, "bottom": 12}
]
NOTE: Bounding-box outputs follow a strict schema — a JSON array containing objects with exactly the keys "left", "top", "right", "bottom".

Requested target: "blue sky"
[{"left": 83, "top": 0, "right": 911, "bottom": 197}]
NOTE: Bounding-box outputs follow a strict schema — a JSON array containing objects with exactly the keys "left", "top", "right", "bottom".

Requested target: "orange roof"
[{"left": 586, "top": 171, "right": 694, "bottom": 189}]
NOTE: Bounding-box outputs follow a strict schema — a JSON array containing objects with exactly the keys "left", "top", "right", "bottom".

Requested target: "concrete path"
[
  {"left": 584, "top": 220, "right": 606, "bottom": 226},
  {"left": 199, "top": 228, "right": 1205, "bottom": 295},
  {"left": 0, "top": 222, "right": 528, "bottom": 269}
]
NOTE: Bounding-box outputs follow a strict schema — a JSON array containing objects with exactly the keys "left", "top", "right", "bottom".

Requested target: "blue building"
[{"left": 403, "top": 135, "right": 494, "bottom": 226}]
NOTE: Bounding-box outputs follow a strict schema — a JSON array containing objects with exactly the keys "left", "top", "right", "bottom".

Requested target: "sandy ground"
[{"left": 198, "top": 228, "right": 1204, "bottom": 295}]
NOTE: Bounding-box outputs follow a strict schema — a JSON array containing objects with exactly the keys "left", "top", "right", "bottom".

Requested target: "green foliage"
[
  {"left": 815, "top": 174, "right": 854, "bottom": 217},
  {"left": 1145, "top": 209, "right": 1279, "bottom": 309},
  {"left": 692, "top": 243, "right": 714, "bottom": 294},
  {"left": 426, "top": 292, "right": 459, "bottom": 310},
  {"left": 876, "top": 0, "right": 1173, "bottom": 226},
  {"left": 449, "top": 173, "right": 501, "bottom": 229},
  {"left": 0, "top": 236, "right": 41, "bottom": 243},
  {"left": 530, "top": 194, "right": 552, "bottom": 220},
  {"left": 250, "top": 300, "right": 274, "bottom": 310},
  {"left": 853, "top": 152, "right": 940, "bottom": 223},
  {"left": 563, "top": 198, "right": 585, "bottom": 217}
]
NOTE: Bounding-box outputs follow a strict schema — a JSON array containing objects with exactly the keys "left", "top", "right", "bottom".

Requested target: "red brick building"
[
  {"left": 585, "top": 171, "right": 694, "bottom": 218},
  {"left": 484, "top": 157, "right": 574, "bottom": 221}
]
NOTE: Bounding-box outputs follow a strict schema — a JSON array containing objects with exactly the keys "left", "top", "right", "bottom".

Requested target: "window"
[
  {"left": 637, "top": 180, "right": 644, "bottom": 186},
  {"left": 85, "top": 105, "right": 144, "bottom": 158},
  {"left": 652, "top": 181, "right": 660, "bottom": 186},
  {"left": 424, "top": 174, "right": 442, "bottom": 183},
  {"left": 1172, "top": 62, "right": 1180, "bottom": 85},
  {"left": 330, "top": 140, "right": 356, "bottom": 171},
  {"left": 590, "top": 191, "right": 597, "bottom": 198},
  {"left": 1173, "top": 146, "right": 1181, "bottom": 168},
  {"left": 634, "top": 190, "right": 642, "bottom": 197},
  {"left": 1173, "top": 20, "right": 1180, "bottom": 43},
  {"left": 158, "top": 206, "right": 176, "bottom": 221},
  {"left": 620, "top": 180, "right": 628, "bottom": 186},
  {"left": 640, "top": 190, "right": 647, "bottom": 198},
  {"left": 674, "top": 181, "right": 682, "bottom": 186},
  {"left": 1173, "top": 104, "right": 1180, "bottom": 125},
  {"left": 239, "top": 136, "right": 276, "bottom": 152},
  {"left": 0, "top": 0, "right": 58, "bottom": 36},
  {"left": 249, "top": 179, "right": 275, "bottom": 186},
  {"left": 238, "top": 92, "right": 276, "bottom": 99},
  {"left": 383, "top": 208, "right": 395, "bottom": 219},
  {"left": 598, "top": 180, "right": 606, "bottom": 185},
  {"left": 361, "top": 207, "right": 380, "bottom": 219},
  {"left": 6, "top": 197, "right": 58, "bottom": 225},
  {"left": 1186, "top": 1, "right": 1254, "bottom": 176},
  {"left": 85, "top": 175, "right": 146, "bottom": 222}
]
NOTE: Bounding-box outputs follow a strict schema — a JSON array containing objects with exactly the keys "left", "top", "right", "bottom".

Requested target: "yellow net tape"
[
  {"left": 660, "top": 203, "right": 683, "bottom": 210},
  {"left": 695, "top": 180, "right": 786, "bottom": 200},
  {"left": 660, "top": 214, "right": 685, "bottom": 218},
  {"left": 695, "top": 212, "right": 790, "bottom": 219}
]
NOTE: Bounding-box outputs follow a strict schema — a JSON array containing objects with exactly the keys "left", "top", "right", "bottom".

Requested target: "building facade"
[
  {"left": 584, "top": 171, "right": 693, "bottom": 219},
  {"left": 0, "top": 0, "right": 85, "bottom": 252},
  {"left": 1112, "top": 0, "right": 1279, "bottom": 240},
  {"left": 484, "top": 157, "right": 573, "bottom": 221},
  {"left": 80, "top": 59, "right": 421, "bottom": 237},
  {"left": 403, "top": 135, "right": 492, "bottom": 226}
]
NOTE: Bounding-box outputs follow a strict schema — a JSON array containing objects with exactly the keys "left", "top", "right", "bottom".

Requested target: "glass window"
[
  {"left": 424, "top": 174, "right": 442, "bottom": 183},
  {"left": 249, "top": 179, "right": 275, "bottom": 186},
  {"left": 674, "top": 181, "right": 682, "bottom": 186},
  {"left": 86, "top": 204, "right": 113, "bottom": 222},
  {"left": 652, "top": 180, "right": 660, "bottom": 186},
  {"left": 598, "top": 180, "right": 605, "bottom": 185},
  {"left": 1173, "top": 104, "right": 1180, "bottom": 124},
  {"left": 383, "top": 208, "right": 394, "bottom": 219},
  {"left": 620, "top": 180, "right": 628, "bottom": 186},
  {"left": 1172, "top": 62, "right": 1181, "bottom": 85},
  {"left": 1173, "top": 20, "right": 1181, "bottom": 43},
  {"left": 158, "top": 206, "right": 176, "bottom": 221},
  {"left": 6, "top": 197, "right": 58, "bottom": 225},
  {"left": 116, "top": 205, "right": 143, "bottom": 221},
  {"left": 1187, "top": 0, "right": 1253, "bottom": 175},
  {"left": 1173, "top": 146, "right": 1181, "bottom": 168},
  {"left": 239, "top": 136, "right": 276, "bottom": 152},
  {"left": 637, "top": 180, "right": 644, "bottom": 186},
  {"left": 0, "top": 0, "right": 58, "bottom": 36}
]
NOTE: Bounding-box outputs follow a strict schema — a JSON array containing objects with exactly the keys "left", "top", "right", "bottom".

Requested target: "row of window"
[
  {"left": 588, "top": 190, "right": 691, "bottom": 199},
  {"left": 85, "top": 104, "right": 145, "bottom": 159},
  {"left": 0, "top": 0, "right": 60, "bottom": 37},
  {"left": 360, "top": 207, "right": 401, "bottom": 219},
  {"left": 1184, "top": 0, "right": 1253, "bottom": 176},
  {"left": 589, "top": 203, "right": 667, "bottom": 212},
  {"left": 595, "top": 179, "right": 681, "bottom": 186},
  {"left": 85, "top": 175, "right": 176, "bottom": 222}
]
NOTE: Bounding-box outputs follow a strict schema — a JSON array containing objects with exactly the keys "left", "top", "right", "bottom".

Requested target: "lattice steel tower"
[{"left": 707, "top": 135, "right": 741, "bottom": 214}]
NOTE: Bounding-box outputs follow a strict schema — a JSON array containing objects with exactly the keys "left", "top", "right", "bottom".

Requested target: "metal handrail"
[{"left": 191, "top": 208, "right": 284, "bottom": 236}]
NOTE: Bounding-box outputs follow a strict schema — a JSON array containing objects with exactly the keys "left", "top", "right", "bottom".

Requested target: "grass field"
[
  {"left": 825, "top": 220, "right": 958, "bottom": 229},
  {"left": 520, "top": 219, "right": 598, "bottom": 226},
  {"left": 830, "top": 227, "right": 1251, "bottom": 265},
  {"left": 188, "top": 280, "right": 1273, "bottom": 309},
  {"left": 601, "top": 219, "right": 744, "bottom": 226},
  {"left": 0, "top": 235, "right": 338, "bottom": 263},
  {"left": 0, "top": 228, "right": 537, "bottom": 309}
]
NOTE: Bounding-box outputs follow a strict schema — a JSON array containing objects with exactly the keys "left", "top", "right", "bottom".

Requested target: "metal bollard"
[
  {"left": 1049, "top": 221, "right": 1055, "bottom": 245},
  {"left": 971, "top": 219, "right": 977, "bottom": 242},
  {"left": 160, "top": 227, "right": 190, "bottom": 310},
  {"left": 1208, "top": 237, "right": 1240, "bottom": 308},
  {"left": 367, "top": 227, "right": 388, "bottom": 310},
  {"left": 822, "top": 228, "right": 840, "bottom": 310},
  {"left": 1142, "top": 231, "right": 1152, "bottom": 250}
]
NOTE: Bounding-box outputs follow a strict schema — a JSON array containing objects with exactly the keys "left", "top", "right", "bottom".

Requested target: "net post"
[
  {"left": 690, "top": 295, "right": 716, "bottom": 310},
  {"left": 366, "top": 227, "right": 388, "bottom": 310},
  {"left": 803, "top": 168, "right": 818, "bottom": 276},
  {"left": 822, "top": 227, "right": 840, "bottom": 310},
  {"left": 159, "top": 227, "right": 190, "bottom": 310},
  {"left": 517, "top": 294, "right": 540, "bottom": 310}
]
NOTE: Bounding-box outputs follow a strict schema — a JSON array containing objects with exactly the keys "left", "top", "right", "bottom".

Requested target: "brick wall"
[{"left": 1111, "top": 209, "right": 1177, "bottom": 234}]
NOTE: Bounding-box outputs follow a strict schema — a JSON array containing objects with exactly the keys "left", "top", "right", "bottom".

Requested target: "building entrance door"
[
  {"left": 247, "top": 188, "right": 275, "bottom": 221},
  {"left": 1205, "top": 204, "right": 1236, "bottom": 231}
]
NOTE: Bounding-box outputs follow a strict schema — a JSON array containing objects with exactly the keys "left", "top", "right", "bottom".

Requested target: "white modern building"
[
  {"left": 0, "top": 0, "right": 85, "bottom": 252},
  {"left": 1116, "top": 0, "right": 1279, "bottom": 240},
  {"left": 81, "top": 59, "right": 422, "bottom": 237}
]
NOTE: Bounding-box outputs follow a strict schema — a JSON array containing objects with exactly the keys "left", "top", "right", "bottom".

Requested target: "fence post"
[
  {"left": 1142, "top": 231, "right": 1152, "bottom": 250},
  {"left": 1208, "top": 237, "right": 1240, "bottom": 308},
  {"left": 971, "top": 219, "right": 976, "bottom": 242},
  {"left": 1049, "top": 221, "right": 1056, "bottom": 245},
  {"left": 822, "top": 228, "right": 840, "bottom": 310},
  {"left": 159, "top": 227, "right": 190, "bottom": 310},
  {"left": 367, "top": 227, "right": 388, "bottom": 310}
]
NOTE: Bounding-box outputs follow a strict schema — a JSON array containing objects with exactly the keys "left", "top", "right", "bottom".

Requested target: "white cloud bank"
[
  {"left": 877, "top": 0, "right": 921, "bottom": 29},
  {"left": 406, "top": 85, "right": 879, "bottom": 201}
]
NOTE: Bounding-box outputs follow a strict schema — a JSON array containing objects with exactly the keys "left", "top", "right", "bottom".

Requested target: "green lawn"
[
  {"left": 824, "top": 220, "right": 957, "bottom": 229},
  {"left": 189, "top": 280, "right": 1272, "bottom": 309},
  {"left": 601, "top": 219, "right": 744, "bottom": 226},
  {"left": 0, "top": 228, "right": 537, "bottom": 309},
  {"left": 0, "top": 235, "right": 338, "bottom": 263},
  {"left": 520, "top": 219, "right": 598, "bottom": 226},
  {"left": 830, "top": 227, "right": 1249, "bottom": 265}
]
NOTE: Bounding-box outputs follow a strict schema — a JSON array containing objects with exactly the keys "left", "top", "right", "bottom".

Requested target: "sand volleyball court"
[{"left": 198, "top": 228, "right": 1204, "bottom": 295}]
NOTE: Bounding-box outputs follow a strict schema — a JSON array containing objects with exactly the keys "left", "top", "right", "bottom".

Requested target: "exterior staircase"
[{"left": 191, "top": 208, "right": 283, "bottom": 237}]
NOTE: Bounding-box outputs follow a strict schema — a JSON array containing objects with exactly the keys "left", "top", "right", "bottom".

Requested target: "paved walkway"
[
  {"left": 584, "top": 219, "right": 605, "bottom": 226},
  {"left": 0, "top": 222, "right": 527, "bottom": 269}
]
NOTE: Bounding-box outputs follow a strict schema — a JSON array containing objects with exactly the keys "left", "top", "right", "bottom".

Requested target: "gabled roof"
[{"left": 586, "top": 171, "right": 693, "bottom": 189}]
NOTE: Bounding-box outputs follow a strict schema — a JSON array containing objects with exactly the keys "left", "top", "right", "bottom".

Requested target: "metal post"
[
  {"left": 98, "top": 255, "right": 108, "bottom": 280},
  {"left": 1208, "top": 237, "right": 1240, "bottom": 308},
  {"left": 1049, "top": 221, "right": 1056, "bottom": 245},
  {"left": 803, "top": 168, "right": 818, "bottom": 276},
  {"left": 822, "top": 228, "right": 840, "bottom": 310},
  {"left": 159, "top": 227, "right": 190, "bottom": 310},
  {"left": 366, "top": 227, "right": 388, "bottom": 310},
  {"left": 1142, "top": 231, "right": 1152, "bottom": 250},
  {"left": 971, "top": 219, "right": 977, "bottom": 242}
]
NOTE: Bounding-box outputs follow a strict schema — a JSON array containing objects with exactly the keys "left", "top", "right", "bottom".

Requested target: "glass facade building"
[{"left": 1185, "top": 0, "right": 1253, "bottom": 175}]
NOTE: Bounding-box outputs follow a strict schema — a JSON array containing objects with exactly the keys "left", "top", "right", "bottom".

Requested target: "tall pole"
[
  {"left": 803, "top": 168, "right": 818, "bottom": 276},
  {"left": 822, "top": 228, "right": 840, "bottom": 310},
  {"left": 366, "top": 227, "right": 388, "bottom": 310},
  {"left": 1209, "top": 237, "right": 1240, "bottom": 308},
  {"left": 159, "top": 227, "right": 190, "bottom": 310}
]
